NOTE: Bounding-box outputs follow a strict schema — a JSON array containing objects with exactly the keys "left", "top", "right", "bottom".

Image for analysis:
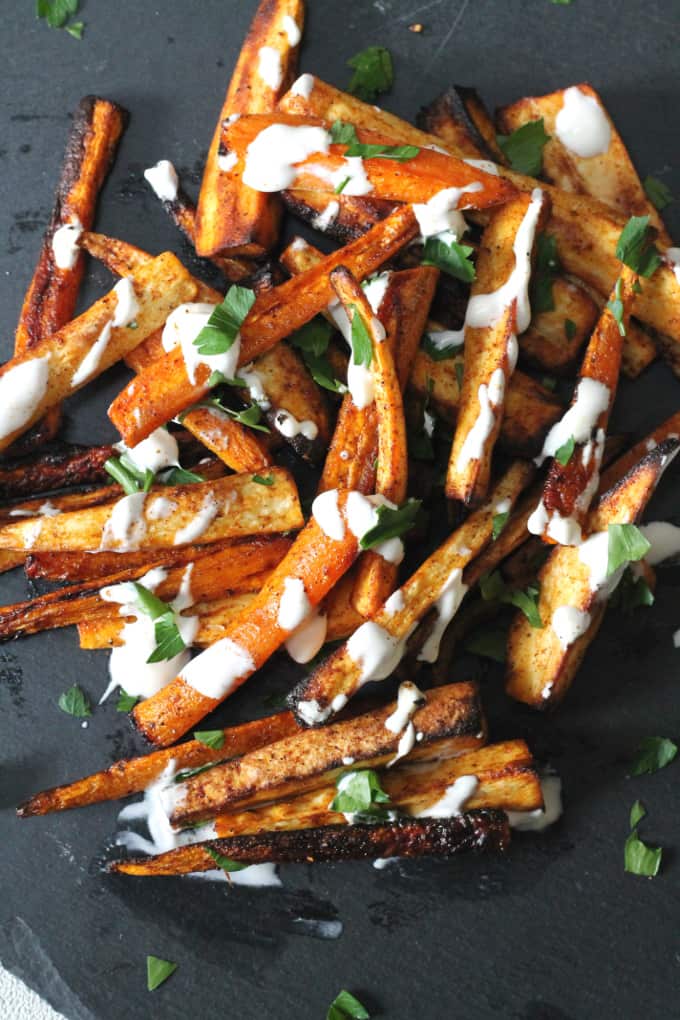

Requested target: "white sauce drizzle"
[
  {"left": 275, "top": 409, "right": 318, "bottom": 441},
  {"left": 217, "top": 151, "right": 238, "bottom": 173},
  {"left": 51, "top": 215, "right": 83, "bottom": 270},
  {"left": 385, "top": 682, "right": 425, "bottom": 767},
  {"left": 100, "top": 492, "right": 147, "bottom": 552},
  {"left": 464, "top": 158, "right": 499, "bottom": 176},
  {"left": 277, "top": 576, "right": 312, "bottom": 631},
  {"left": 507, "top": 775, "right": 562, "bottom": 831},
  {"left": 179, "top": 637, "right": 255, "bottom": 700},
  {"left": 116, "top": 427, "right": 179, "bottom": 475},
  {"left": 0, "top": 356, "right": 50, "bottom": 441},
  {"left": 412, "top": 183, "right": 481, "bottom": 239},
  {"left": 71, "top": 321, "right": 112, "bottom": 388},
  {"left": 417, "top": 567, "right": 469, "bottom": 663},
  {"left": 383, "top": 589, "right": 405, "bottom": 616},
  {"left": 312, "top": 200, "right": 340, "bottom": 231},
  {"left": 425, "top": 327, "right": 465, "bottom": 353},
  {"left": 291, "top": 73, "right": 314, "bottom": 98},
  {"left": 555, "top": 87, "right": 611, "bottom": 158},
  {"left": 257, "top": 46, "right": 283, "bottom": 91},
  {"left": 665, "top": 247, "right": 680, "bottom": 286},
  {"left": 456, "top": 368, "right": 505, "bottom": 470},
  {"left": 173, "top": 492, "right": 219, "bottom": 545},
  {"left": 640, "top": 521, "right": 680, "bottom": 564},
  {"left": 239, "top": 364, "right": 271, "bottom": 409},
  {"left": 281, "top": 13, "right": 301, "bottom": 44},
  {"left": 551, "top": 605, "right": 591, "bottom": 650},
  {"left": 146, "top": 496, "right": 178, "bottom": 521},
  {"left": 312, "top": 489, "right": 345, "bottom": 541},
  {"left": 71, "top": 278, "right": 139, "bottom": 388},
  {"left": 243, "top": 124, "right": 330, "bottom": 192},
  {"left": 162, "top": 301, "right": 242, "bottom": 385},
  {"left": 417, "top": 775, "right": 479, "bottom": 818},
  {"left": 144, "top": 160, "right": 179, "bottom": 202},
  {"left": 535, "top": 377, "right": 610, "bottom": 467},
  {"left": 285, "top": 609, "right": 327, "bottom": 664},
  {"left": 346, "top": 621, "right": 409, "bottom": 688}
]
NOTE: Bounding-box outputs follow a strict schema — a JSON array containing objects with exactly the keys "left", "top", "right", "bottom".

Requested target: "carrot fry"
[
  {"left": 0, "top": 469, "right": 302, "bottom": 552},
  {"left": 0, "top": 536, "right": 290, "bottom": 641},
  {"left": 282, "top": 188, "right": 396, "bottom": 242},
  {"left": 111, "top": 811, "right": 510, "bottom": 875},
  {"left": 223, "top": 112, "right": 517, "bottom": 209},
  {"left": 17, "top": 712, "right": 299, "bottom": 817},
  {"left": 290, "top": 460, "right": 534, "bottom": 727},
  {"left": 194, "top": 0, "right": 304, "bottom": 257},
  {"left": 528, "top": 268, "right": 637, "bottom": 545},
  {"left": 109, "top": 205, "right": 420, "bottom": 446},
  {"left": 169, "top": 681, "right": 486, "bottom": 825},
  {"left": 446, "top": 190, "right": 550, "bottom": 504},
  {"left": 132, "top": 489, "right": 375, "bottom": 746}
]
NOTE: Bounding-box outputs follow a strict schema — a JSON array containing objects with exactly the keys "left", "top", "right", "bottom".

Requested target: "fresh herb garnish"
[
  {"left": 606, "top": 523, "right": 650, "bottom": 577},
  {"left": 549, "top": 0, "right": 572, "bottom": 4},
  {"left": 463, "top": 625, "right": 508, "bottom": 663},
  {"left": 615, "top": 215, "right": 661, "bottom": 277},
  {"left": 492, "top": 511, "right": 510, "bottom": 540},
  {"left": 252, "top": 474, "right": 275, "bottom": 486},
  {"left": 480, "top": 571, "right": 543, "bottom": 628},
  {"left": 58, "top": 684, "right": 91, "bottom": 718},
  {"left": 192, "top": 285, "right": 255, "bottom": 357},
  {"left": 643, "top": 175, "right": 673, "bottom": 212},
  {"left": 36, "top": 0, "right": 84, "bottom": 37},
  {"left": 193, "top": 729, "right": 225, "bottom": 750},
  {"left": 116, "top": 689, "right": 139, "bottom": 713},
  {"left": 329, "top": 120, "right": 418, "bottom": 162},
  {"left": 624, "top": 801, "right": 662, "bottom": 877},
  {"left": 564, "top": 318, "right": 577, "bottom": 341},
  {"left": 131, "top": 583, "right": 186, "bottom": 663},
  {"left": 630, "top": 736, "right": 678, "bottom": 776},
  {"left": 206, "top": 847, "right": 248, "bottom": 872},
  {"left": 289, "top": 317, "right": 345, "bottom": 392},
  {"left": 360, "top": 499, "right": 421, "bottom": 550},
  {"left": 104, "top": 454, "right": 154, "bottom": 496},
  {"left": 606, "top": 277, "right": 626, "bottom": 337},
  {"left": 531, "top": 233, "right": 561, "bottom": 313},
  {"left": 422, "top": 331, "right": 464, "bottom": 361},
  {"left": 207, "top": 370, "right": 247, "bottom": 388},
  {"left": 327, "top": 990, "right": 371, "bottom": 1020},
  {"left": 455, "top": 361, "right": 465, "bottom": 392},
  {"left": 334, "top": 176, "right": 351, "bottom": 195},
  {"left": 555, "top": 435, "right": 576, "bottom": 466},
  {"left": 349, "top": 306, "right": 373, "bottom": 367},
  {"left": 346, "top": 46, "right": 393, "bottom": 101},
  {"left": 174, "top": 761, "right": 222, "bottom": 783},
  {"left": 422, "top": 236, "right": 476, "bottom": 282},
  {"left": 146, "top": 956, "right": 177, "bottom": 992},
  {"left": 187, "top": 396, "right": 271, "bottom": 433},
  {"left": 497, "top": 118, "right": 550, "bottom": 176},
  {"left": 330, "top": 769, "right": 391, "bottom": 819},
  {"left": 157, "top": 466, "right": 205, "bottom": 486}
]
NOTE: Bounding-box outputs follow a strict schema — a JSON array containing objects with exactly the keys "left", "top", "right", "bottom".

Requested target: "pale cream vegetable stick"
[{"left": 0, "top": 251, "right": 197, "bottom": 452}]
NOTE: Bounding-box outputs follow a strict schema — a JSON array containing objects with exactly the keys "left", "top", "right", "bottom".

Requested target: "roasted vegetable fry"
[
  {"left": 180, "top": 406, "right": 274, "bottom": 473},
  {"left": 600, "top": 410, "right": 680, "bottom": 491},
  {"left": 418, "top": 86, "right": 505, "bottom": 163},
  {"left": 0, "top": 443, "right": 114, "bottom": 500},
  {"left": 496, "top": 83, "right": 670, "bottom": 243},
  {"left": 282, "top": 188, "right": 396, "bottom": 242},
  {"left": 111, "top": 811, "right": 510, "bottom": 875},
  {"left": 0, "top": 469, "right": 302, "bottom": 552},
  {"left": 210, "top": 739, "right": 541, "bottom": 837},
  {"left": 0, "top": 536, "right": 290, "bottom": 641},
  {"left": 169, "top": 681, "right": 485, "bottom": 825},
  {"left": 446, "top": 190, "right": 550, "bottom": 504},
  {"left": 223, "top": 112, "right": 517, "bottom": 208},
  {"left": 17, "top": 712, "right": 299, "bottom": 817},
  {"left": 529, "top": 268, "right": 637, "bottom": 544},
  {"left": 520, "top": 277, "right": 598, "bottom": 374},
  {"left": 132, "top": 489, "right": 379, "bottom": 746},
  {"left": 290, "top": 461, "right": 533, "bottom": 726},
  {"left": 0, "top": 251, "right": 197, "bottom": 452},
  {"left": 194, "top": 0, "right": 304, "bottom": 257},
  {"left": 108, "top": 205, "right": 420, "bottom": 446},
  {"left": 506, "top": 439, "right": 679, "bottom": 708}
]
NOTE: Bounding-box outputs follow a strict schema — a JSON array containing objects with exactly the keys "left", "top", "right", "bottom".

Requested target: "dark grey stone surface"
[{"left": 0, "top": 1, "right": 679, "bottom": 1017}]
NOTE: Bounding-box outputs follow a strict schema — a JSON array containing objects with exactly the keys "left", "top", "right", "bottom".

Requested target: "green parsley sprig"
[
  {"left": 497, "top": 119, "right": 550, "bottom": 176},
  {"left": 131, "top": 583, "right": 186, "bottom": 663}
]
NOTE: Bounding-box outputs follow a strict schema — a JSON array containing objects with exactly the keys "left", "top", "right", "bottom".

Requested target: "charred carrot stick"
[
  {"left": 109, "top": 205, "right": 420, "bottom": 446},
  {"left": 132, "top": 489, "right": 376, "bottom": 746}
]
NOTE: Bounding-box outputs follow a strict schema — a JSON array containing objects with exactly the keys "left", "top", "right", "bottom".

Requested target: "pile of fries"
[{"left": 6, "top": 0, "right": 680, "bottom": 881}]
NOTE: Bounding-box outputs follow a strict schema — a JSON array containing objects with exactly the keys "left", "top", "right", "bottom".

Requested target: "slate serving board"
[{"left": 1, "top": 1, "right": 679, "bottom": 1017}]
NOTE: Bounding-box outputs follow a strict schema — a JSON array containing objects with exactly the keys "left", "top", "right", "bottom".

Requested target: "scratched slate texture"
[{"left": 0, "top": 1, "right": 679, "bottom": 1018}]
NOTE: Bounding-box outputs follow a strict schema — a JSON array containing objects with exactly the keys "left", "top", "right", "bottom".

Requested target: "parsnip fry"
[
  {"left": 279, "top": 76, "right": 680, "bottom": 345},
  {"left": 529, "top": 268, "right": 637, "bottom": 545},
  {"left": 497, "top": 83, "right": 670, "bottom": 243},
  {"left": 211, "top": 739, "right": 541, "bottom": 837},
  {"left": 0, "top": 469, "right": 302, "bottom": 552},
  {"left": 520, "top": 277, "right": 598, "bottom": 374},
  {"left": 170, "top": 681, "right": 485, "bottom": 825},
  {"left": 0, "top": 252, "right": 197, "bottom": 452},
  {"left": 223, "top": 112, "right": 517, "bottom": 208},
  {"left": 194, "top": 0, "right": 304, "bottom": 257},
  {"left": 132, "top": 489, "right": 375, "bottom": 746},
  {"left": 506, "top": 439, "right": 679, "bottom": 708},
  {"left": 0, "top": 536, "right": 290, "bottom": 641},
  {"left": 111, "top": 811, "right": 510, "bottom": 875},
  {"left": 446, "top": 190, "right": 550, "bottom": 504},
  {"left": 109, "top": 205, "right": 420, "bottom": 446},
  {"left": 17, "top": 712, "right": 299, "bottom": 817},
  {"left": 417, "top": 86, "right": 505, "bottom": 162},
  {"left": 290, "top": 461, "right": 534, "bottom": 727}
]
